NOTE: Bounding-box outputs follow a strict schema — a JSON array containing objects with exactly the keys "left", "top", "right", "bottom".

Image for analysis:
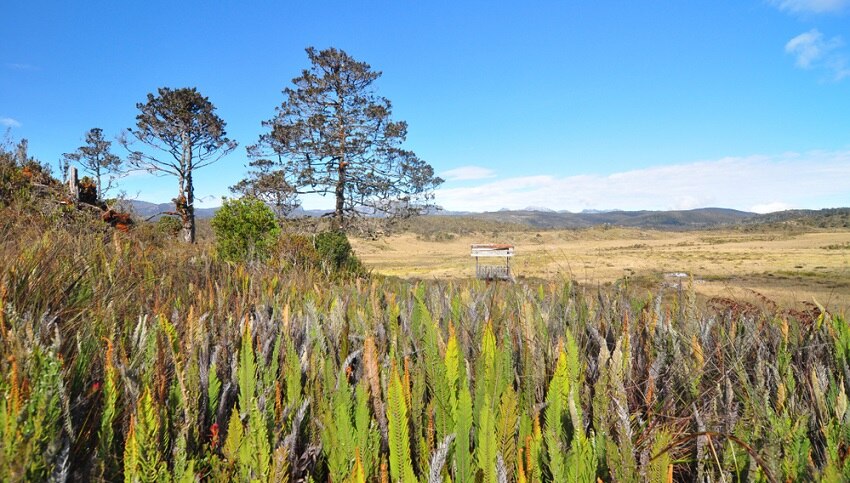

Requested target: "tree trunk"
[
  {"left": 334, "top": 120, "right": 347, "bottom": 229},
  {"left": 181, "top": 172, "right": 196, "bottom": 244},
  {"left": 95, "top": 165, "right": 102, "bottom": 201},
  {"left": 335, "top": 163, "right": 346, "bottom": 229},
  {"left": 178, "top": 132, "right": 196, "bottom": 244}
]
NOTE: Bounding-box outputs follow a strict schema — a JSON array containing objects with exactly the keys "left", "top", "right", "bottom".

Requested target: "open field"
[{"left": 352, "top": 227, "right": 850, "bottom": 311}]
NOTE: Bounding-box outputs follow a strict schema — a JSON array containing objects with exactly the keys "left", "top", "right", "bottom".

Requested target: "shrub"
[
  {"left": 277, "top": 233, "right": 321, "bottom": 270},
  {"left": 156, "top": 215, "right": 182, "bottom": 238},
  {"left": 211, "top": 197, "right": 280, "bottom": 262},
  {"left": 315, "top": 230, "right": 363, "bottom": 274}
]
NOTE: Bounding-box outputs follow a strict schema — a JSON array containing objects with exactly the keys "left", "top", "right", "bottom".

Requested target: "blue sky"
[{"left": 2, "top": 0, "right": 849, "bottom": 212}]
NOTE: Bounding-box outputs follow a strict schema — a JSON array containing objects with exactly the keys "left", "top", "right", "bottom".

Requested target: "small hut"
[{"left": 471, "top": 243, "right": 514, "bottom": 281}]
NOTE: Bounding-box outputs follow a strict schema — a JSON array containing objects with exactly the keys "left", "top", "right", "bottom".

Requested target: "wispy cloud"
[
  {"left": 435, "top": 151, "right": 850, "bottom": 213},
  {"left": 440, "top": 165, "right": 497, "bottom": 181},
  {"left": 4, "top": 63, "right": 38, "bottom": 71},
  {"left": 769, "top": 0, "right": 850, "bottom": 14},
  {"left": 0, "top": 118, "right": 21, "bottom": 128},
  {"left": 785, "top": 29, "right": 850, "bottom": 80}
]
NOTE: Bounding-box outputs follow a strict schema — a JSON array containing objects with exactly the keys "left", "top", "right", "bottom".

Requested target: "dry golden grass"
[{"left": 352, "top": 226, "right": 850, "bottom": 312}]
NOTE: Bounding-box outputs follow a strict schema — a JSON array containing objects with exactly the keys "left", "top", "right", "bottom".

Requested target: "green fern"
[
  {"left": 474, "top": 323, "right": 498, "bottom": 430},
  {"left": 387, "top": 364, "right": 416, "bottom": 482},
  {"left": 455, "top": 376, "right": 475, "bottom": 483},
  {"left": 283, "top": 335, "right": 302, "bottom": 410},
  {"left": 648, "top": 430, "right": 672, "bottom": 483},
  {"left": 496, "top": 385, "right": 519, "bottom": 476},
  {"left": 321, "top": 370, "right": 357, "bottom": 482},
  {"left": 544, "top": 348, "right": 569, "bottom": 481},
  {"left": 477, "top": 394, "right": 498, "bottom": 483},
  {"left": 123, "top": 388, "right": 167, "bottom": 483},
  {"left": 172, "top": 433, "right": 196, "bottom": 483},
  {"left": 240, "top": 405, "right": 271, "bottom": 481},
  {"left": 355, "top": 381, "right": 380, "bottom": 478},
  {"left": 207, "top": 361, "right": 221, "bottom": 423},
  {"left": 99, "top": 341, "right": 120, "bottom": 477},
  {"left": 445, "top": 323, "right": 461, "bottom": 422},
  {"left": 222, "top": 408, "right": 243, "bottom": 463}
]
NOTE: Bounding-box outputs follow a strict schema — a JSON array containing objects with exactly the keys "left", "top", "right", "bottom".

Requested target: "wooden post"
[{"left": 67, "top": 165, "right": 79, "bottom": 200}]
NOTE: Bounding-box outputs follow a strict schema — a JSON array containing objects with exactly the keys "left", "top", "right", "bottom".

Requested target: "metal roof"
[{"left": 471, "top": 244, "right": 515, "bottom": 257}]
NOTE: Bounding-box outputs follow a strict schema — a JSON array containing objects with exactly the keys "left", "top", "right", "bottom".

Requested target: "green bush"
[
  {"left": 211, "top": 197, "right": 280, "bottom": 262},
  {"left": 155, "top": 215, "right": 182, "bottom": 238},
  {"left": 315, "top": 230, "right": 363, "bottom": 274}
]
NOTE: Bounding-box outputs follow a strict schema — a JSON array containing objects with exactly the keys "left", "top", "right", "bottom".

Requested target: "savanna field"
[{"left": 2, "top": 168, "right": 850, "bottom": 482}]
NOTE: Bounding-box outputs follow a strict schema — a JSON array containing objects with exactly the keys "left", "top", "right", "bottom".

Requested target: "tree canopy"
[
  {"left": 245, "top": 47, "right": 442, "bottom": 229},
  {"left": 122, "top": 87, "right": 236, "bottom": 243},
  {"left": 62, "top": 127, "right": 123, "bottom": 201}
]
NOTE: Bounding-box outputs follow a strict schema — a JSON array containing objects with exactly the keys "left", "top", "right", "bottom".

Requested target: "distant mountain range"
[
  {"left": 467, "top": 207, "right": 756, "bottom": 229},
  {"left": 123, "top": 199, "right": 849, "bottom": 230},
  {"left": 122, "top": 200, "right": 330, "bottom": 220}
]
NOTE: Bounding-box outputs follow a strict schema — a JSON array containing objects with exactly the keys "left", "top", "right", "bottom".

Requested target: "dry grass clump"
[{"left": 2, "top": 204, "right": 850, "bottom": 482}]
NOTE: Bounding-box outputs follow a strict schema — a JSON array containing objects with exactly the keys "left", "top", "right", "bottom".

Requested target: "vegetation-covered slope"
[{"left": 2, "top": 190, "right": 850, "bottom": 482}]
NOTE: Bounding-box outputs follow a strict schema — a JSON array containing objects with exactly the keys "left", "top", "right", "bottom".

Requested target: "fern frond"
[
  {"left": 455, "top": 378, "right": 475, "bottom": 483},
  {"left": 208, "top": 361, "right": 221, "bottom": 422},
  {"left": 123, "top": 417, "right": 139, "bottom": 483},
  {"left": 240, "top": 404, "right": 271, "bottom": 481},
  {"left": 222, "top": 408, "right": 243, "bottom": 462},
  {"left": 283, "top": 335, "right": 302, "bottom": 409},
  {"left": 124, "top": 388, "right": 166, "bottom": 482},
  {"left": 648, "top": 430, "right": 672, "bottom": 483},
  {"left": 99, "top": 339, "right": 120, "bottom": 476},
  {"left": 477, "top": 394, "right": 498, "bottom": 483},
  {"left": 355, "top": 380, "right": 380, "bottom": 477},
  {"left": 347, "top": 447, "right": 367, "bottom": 483},
  {"left": 497, "top": 385, "right": 519, "bottom": 476},
  {"left": 387, "top": 363, "right": 416, "bottom": 482},
  {"left": 544, "top": 349, "right": 569, "bottom": 481}
]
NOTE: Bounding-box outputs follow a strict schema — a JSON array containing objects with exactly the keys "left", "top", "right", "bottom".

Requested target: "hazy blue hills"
[
  {"left": 124, "top": 199, "right": 848, "bottom": 230},
  {"left": 464, "top": 207, "right": 756, "bottom": 229}
]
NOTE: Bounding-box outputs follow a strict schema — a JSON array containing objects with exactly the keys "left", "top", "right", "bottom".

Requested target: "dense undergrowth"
[
  {"left": 2, "top": 152, "right": 850, "bottom": 482},
  {"left": 2, "top": 214, "right": 849, "bottom": 482}
]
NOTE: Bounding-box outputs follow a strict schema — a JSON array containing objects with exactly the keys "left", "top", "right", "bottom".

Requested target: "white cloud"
[
  {"left": 440, "top": 165, "right": 497, "bottom": 181},
  {"left": 769, "top": 0, "right": 850, "bottom": 13},
  {"left": 786, "top": 30, "right": 832, "bottom": 68},
  {"left": 0, "top": 118, "right": 21, "bottom": 128},
  {"left": 785, "top": 29, "right": 850, "bottom": 79},
  {"left": 750, "top": 201, "right": 794, "bottom": 213},
  {"left": 434, "top": 151, "right": 850, "bottom": 213}
]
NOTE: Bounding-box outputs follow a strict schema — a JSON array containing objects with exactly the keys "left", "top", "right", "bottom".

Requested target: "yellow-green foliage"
[
  {"left": 455, "top": 377, "right": 475, "bottom": 483},
  {"left": 387, "top": 363, "right": 416, "bottom": 482},
  {"left": 0, "top": 344, "right": 63, "bottom": 480},
  {"left": 124, "top": 388, "right": 167, "bottom": 483}
]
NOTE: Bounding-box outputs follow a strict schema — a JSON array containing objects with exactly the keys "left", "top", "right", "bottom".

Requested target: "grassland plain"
[{"left": 351, "top": 226, "right": 850, "bottom": 313}]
